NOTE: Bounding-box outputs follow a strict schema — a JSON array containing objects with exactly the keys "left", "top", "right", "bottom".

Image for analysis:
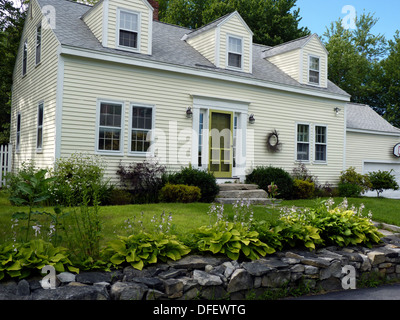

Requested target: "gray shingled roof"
[
  {"left": 36, "top": 0, "right": 350, "bottom": 98},
  {"left": 262, "top": 35, "right": 311, "bottom": 58},
  {"left": 347, "top": 103, "right": 400, "bottom": 135}
]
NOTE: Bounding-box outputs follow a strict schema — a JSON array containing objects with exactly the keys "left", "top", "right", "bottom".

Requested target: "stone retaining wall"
[{"left": 1, "top": 235, "right": 400, "bottom": 300}]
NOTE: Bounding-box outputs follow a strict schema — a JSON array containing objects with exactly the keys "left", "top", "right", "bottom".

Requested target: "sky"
[{"left": 295, "top": 0, "right": 400, "bottom": 41}]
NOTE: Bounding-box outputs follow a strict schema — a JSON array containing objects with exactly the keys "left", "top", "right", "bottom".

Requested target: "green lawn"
[{"left": 1, "top": 189, "right": 399, "bottom": 246}]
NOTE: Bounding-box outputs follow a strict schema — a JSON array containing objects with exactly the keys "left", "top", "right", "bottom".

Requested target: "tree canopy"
[{"left": 158, "top": 0, "right": 310, "bottom": 46}]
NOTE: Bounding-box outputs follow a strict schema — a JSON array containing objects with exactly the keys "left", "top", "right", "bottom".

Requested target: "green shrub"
[
  {"left": 338, "top": 182, "right": 363, "bottom": 198},
  {"left": 164, "top": 166, "right": 219, "bottom": 203},
  {"left": 103, "top": 232, "right": 191, "bottom": 270},
  {"left": 159, "top": 183, "right": 201, "bottom": 203},
  {"left": 193, "top": 221, "right": 275, "bottom": 260},
  {"left": 338, "top": 167, "right": 371, "bottom": 197},
  {"left": 0, "top": 240, "right": 78, "bottom": 280},
  {"left": 367, "top": 170, "right": 399, "bottom": 197},
  {"left": 49, "top": 153, "right": 111, "bottom": 206},
  {"left": 245, "top": 166, "right": 294, "bottom": 199},
  {"left": 293, "top": 179, "right": 315, "bottom": 199},
  {"left": 108, "top": 188, "right": 133, "bottom": 206}
]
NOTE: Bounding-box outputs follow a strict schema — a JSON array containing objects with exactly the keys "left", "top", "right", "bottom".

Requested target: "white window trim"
[
  {"left": 16, "top": 112, "right": 21, "bottom": 153},
  {"left": 22, "top": 39, "right": 27, "bottom": 77},
  {"left": 128, "top": 103, "right": 155, "bottom": 157},
  {"left": 295, "top": 122, "right": 311, "bottom": 163},
  {"left": 314, "top": 124, "right": 328, "bottom": 164},
  {"left": 116, "top": 8, "right": 141, "bottom": 53},
  {"left": 308, "top": 54, "right": 320, "bottom": 86},
  {"left": 226, "top": 34, "right": 244, "bottom": 71},
  {"left": 95, "top": 99, "right": 125, "bottom": 155},
  {"left": 35, "top": 23, "right": 42, "bottom": 66},
  {"left": 36, "top": 101, "right": 44, "bottom": 153}
]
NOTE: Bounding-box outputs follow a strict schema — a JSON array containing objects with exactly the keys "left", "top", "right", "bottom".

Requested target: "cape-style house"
[{"left": 9, "top": 0, "right": 400, "bottom": 197}]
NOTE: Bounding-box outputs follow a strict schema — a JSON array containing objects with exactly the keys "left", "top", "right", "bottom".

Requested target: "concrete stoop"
[{"left": 215, "top": 183, "right": 274, "bottom": 205}]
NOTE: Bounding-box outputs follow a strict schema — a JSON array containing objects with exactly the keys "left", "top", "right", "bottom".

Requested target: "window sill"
[
  {"left": 95, "top": 150, "right": 124, "bottom": 156},
  {"left": 128, "top": 152, "right": 153, "bottom": 157}
]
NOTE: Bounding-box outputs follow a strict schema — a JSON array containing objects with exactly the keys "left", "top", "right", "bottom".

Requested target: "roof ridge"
[
  {"left": 185, "top": 11, "right": 235, "bottom": 37},
  {"left": 263, "top": 33, "right": 313, "bottom": 52}
]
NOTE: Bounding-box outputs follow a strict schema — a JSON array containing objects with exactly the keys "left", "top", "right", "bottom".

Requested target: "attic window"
[
  {"left": 118, "top": 10, "right": 139, "bottom": 50},
  {"left": 227, "top": 36, "right": 243, "bottom": 69},
  {"left": 309, "top": 56, "right": 320, "bottom": 85}
]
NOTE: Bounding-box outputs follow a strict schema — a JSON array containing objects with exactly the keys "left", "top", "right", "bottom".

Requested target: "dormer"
[
  {"left": 182, "top": 11, "right": 253, "bottom": 73},
  {"left": 263, "top": 34, "right": 328, "bottom": 88},
  {"left": 82, "top": 0, "right": 155, "bottom": 55}
]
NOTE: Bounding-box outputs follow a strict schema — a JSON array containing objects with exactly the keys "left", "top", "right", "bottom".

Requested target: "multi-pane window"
[
  {"left": 36, "top": 24, "right": 42, "bottom": 65},
  {"left": 98, "top": 102, "right": 122, "bottom": 152},
  {"left": 131, "top": 106, "right": 153, "bottom": 153},
  {"left": 37, "top": 103, "right": 44, "bottom": 150},
  {"left": 118, "top": 10, "right": 139, "bottom": 49},
  {"left": 309, "top": 56, "right": 320, "bottom": 85},
  {"left": 315, "top": 125, "right": 327, "bottom": 162},
  {"left": 16, "top": 113, "right": 21, "bottom": 151},
  {"left": 22, "top": 40, "right": 27, "bottom": 76},
  {"left": 227, "top": 36, "right": 243, "bottom": 69},
  {"left": 296, "top": 124, "right": 309, "bottom": 161}
]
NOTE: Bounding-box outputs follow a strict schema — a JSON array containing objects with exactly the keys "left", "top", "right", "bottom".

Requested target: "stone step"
[
  {"left": 217, "top": 189, "right": 268, "bottom": 199},
  {"left": 215, "top": 198, "right": 274, "bottom": 205},
  {"left": 218, "top": 184, "right": 259, "bottom": 191}
]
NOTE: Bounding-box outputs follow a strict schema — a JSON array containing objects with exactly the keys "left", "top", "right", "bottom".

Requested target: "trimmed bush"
[
  {"left": 339, "top": 167, "right": 371, "bottom": 197},
  {"left": 159, "top": 184, "right": 201, "bottom": 203},
  {"left": 293, "top": 179, "right": 315, "bottom": 199},
  {"left": 164, "top": 166, "right": 219, "bottom": 203},
  {"left": 245, "top": 166, "right": 294, "bottom": 199}
]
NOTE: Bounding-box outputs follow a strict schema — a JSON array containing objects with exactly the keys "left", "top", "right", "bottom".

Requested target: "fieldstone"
[
  {"left": 319, "top": 277, "right": 342, "bottom": 292},
  {"left": 223, "top": 261, "right": 236, "bottom": 278},
  {"left": 360, "top": 254, "right": 372, "bottom": 272},
  {"left": 110, "top": 281, "right": 147, "bottom": 300},
  {"left": 242, "top": 259, "right": 288, "bottom": 276},
  {"left": 57, "top": 272, "right": 76, "bottom": 284},
  {"left": 163, "top": 279, "right": 184, "bottom": 297},
  {"left": 301, "top": 257, "right": 330, "bottom": 268},
  {"left": 16, "top": 280, "right": 30, "bottom": 296},
  {"left": 320, "top": 261, "right": 342, "bottom": 280},
  {"left": 157, "top": 268, "right": 186, "bottom": 280},
  {"left": 32, "top": 285, "right": 108, "bottom": 300},
  {"left": 227, "top": 269, "right": 253, "bottom": 293},
  {"left": 193, "top": 270, "right": 223, "bottom": 286},
  {"left": 76, "top": 272, "right": 111, "bottom": 284},
  {"left": 368, "top": 251, "right": 386, "bottom": 265},
  {"left": 146, "top": 289, "right": 166, "bottom": 300},
  {"left": 304, "top": 265, "right": 319, "bottom": 275},
  {"left": 290, "top": 264, "right": 305, "bottom": 273},
  {"left": 168, "top": 255, "right": 225, "bottom": 270},
  {"left": 132, "top": 277, "right": 164, "bottom": 291},
  {"left": 262, "top": 271, "right": 291, "bottom": 288}
]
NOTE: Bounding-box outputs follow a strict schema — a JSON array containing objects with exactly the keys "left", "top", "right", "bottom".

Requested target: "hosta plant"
[
  {"left": 0, "top": 239, "right": 78, "bottom": 280},
  {"left": 194, "top": 221, "right": 275, "bottom": 260},
  {"left": 103, "top": 232, "right": 191, "bottom": 270}
]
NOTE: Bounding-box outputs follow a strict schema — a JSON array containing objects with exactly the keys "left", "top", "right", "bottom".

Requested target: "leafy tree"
[
  {"left": 323, "top": 12, "right": 387, "bottom": 109},
  {"left": 0, "top": 0, "right": 26, "bottom": 144},
  {"left": 368, "top": 170, "right": 399, "bottom": 198},
  {"left": 379, "top": 31, "right": 400, "bottom": 127},
  {"left": 158, "top": 0, "right": 310, "bottom": 46}
]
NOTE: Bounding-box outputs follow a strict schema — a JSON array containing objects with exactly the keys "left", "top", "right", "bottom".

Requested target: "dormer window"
[
  {"left": 117, "top": 9, "right": 140, "bottom": 51},
  {"left": 227, "top": 35, "right": 243, "bottom": 70},
  {"left": 309, "top": 56, "right": 320, "bottom": 85}
]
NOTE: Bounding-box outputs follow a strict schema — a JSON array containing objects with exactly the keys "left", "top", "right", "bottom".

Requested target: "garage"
[{"left": 363, "top": 162, "right": 400, "bottom": 199}]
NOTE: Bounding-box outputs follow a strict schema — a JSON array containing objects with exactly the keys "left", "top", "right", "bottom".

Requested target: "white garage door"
[{"left": 363, "top": 162, "right": 400, "bottom": 199}]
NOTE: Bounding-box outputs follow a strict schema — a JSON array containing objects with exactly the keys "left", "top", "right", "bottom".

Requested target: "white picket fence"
[{"left": 0, "top": 144, "right": 12, "bottom": 188}]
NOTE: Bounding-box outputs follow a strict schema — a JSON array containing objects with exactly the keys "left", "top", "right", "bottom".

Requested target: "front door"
[{"left": 209, "top": 110, "right": 233, "bottom": 178}]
